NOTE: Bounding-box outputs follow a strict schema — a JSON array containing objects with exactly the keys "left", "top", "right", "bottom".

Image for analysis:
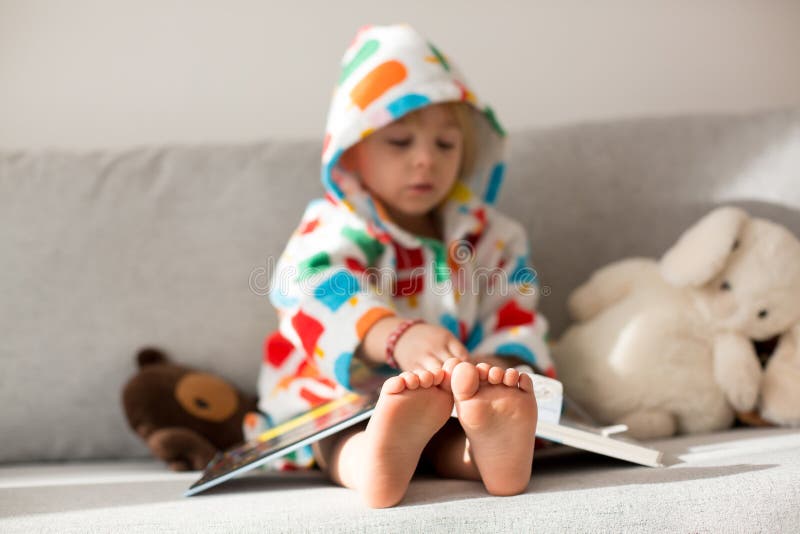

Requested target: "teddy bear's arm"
[{"left": 146, "top": 427, "right": 218, "bottom": 471}]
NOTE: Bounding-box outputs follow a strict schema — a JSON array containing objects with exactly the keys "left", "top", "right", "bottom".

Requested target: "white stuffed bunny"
[{"left": 552, "top": 206, "right": 800, "bottom": 439}]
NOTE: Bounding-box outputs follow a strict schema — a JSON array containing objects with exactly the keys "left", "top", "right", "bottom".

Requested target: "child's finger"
[
  {"left": 421, "top": 353, "right": 446, "bottom": 372},
  {"left": 446, "top": 338, "right": 469, "bottom": 361},
  {"left": 429, "top": 347, "right": 453, "bottom": 365},
  {"left": 442, "top": 357, "right": 460, "bottom": 375}
]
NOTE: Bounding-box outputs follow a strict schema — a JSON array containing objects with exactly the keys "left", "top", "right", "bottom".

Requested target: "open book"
[{"left": 185, "top": 372, "right": 663, "bottom": 497}]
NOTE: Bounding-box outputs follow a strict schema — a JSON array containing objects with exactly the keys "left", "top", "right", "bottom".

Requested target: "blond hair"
[{"left": 445, "top": 101, "right": 477, "bottom": 181}]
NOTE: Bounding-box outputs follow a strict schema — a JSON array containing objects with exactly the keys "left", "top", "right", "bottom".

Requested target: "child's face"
[{"left": 341, "top": 104, "right": 464, "bottom": 221}]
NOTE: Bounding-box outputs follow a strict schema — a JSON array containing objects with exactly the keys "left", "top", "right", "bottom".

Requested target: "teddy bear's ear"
[
  {"left": 660, "top": 206, "right": 750, "bottom": 287},
  {"left": 136, "top": 347, "right": 168, "bottom": 368}
]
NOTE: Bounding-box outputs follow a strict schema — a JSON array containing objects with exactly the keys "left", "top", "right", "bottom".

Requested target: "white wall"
[{"left": 2, "top": 0, "right": 799, "bottom": 150}]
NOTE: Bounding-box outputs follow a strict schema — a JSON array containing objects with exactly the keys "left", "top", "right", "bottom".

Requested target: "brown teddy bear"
[{"left": 122, "top": 348, "right": 258, "bottom": 471}]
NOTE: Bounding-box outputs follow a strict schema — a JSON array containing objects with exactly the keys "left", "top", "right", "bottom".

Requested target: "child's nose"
[{"left": 412, "top": 145, "right": 435, "bottom": 168}]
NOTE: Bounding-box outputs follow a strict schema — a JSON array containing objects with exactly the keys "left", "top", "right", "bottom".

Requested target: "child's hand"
[
  {"left": 356, "top": 317, "right": 469, "bottom": 372},
  {"left": 469, "top": 354, "right": 527, "bottom": 370},
  {"left": 393, "top": 323, "right": 469, "bottom": 372}
]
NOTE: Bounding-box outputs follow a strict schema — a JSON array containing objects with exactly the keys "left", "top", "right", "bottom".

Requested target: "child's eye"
[
  {"left": 436, "top": 140, "right": 455, "bottom": 150},
  {"left": 387, "top": 138, "right": 411, "bottom": 147}
]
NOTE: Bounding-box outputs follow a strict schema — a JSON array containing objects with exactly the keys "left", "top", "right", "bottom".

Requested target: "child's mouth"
[{"left": 408, "top": 184, "right": 434, "bottom": 193}]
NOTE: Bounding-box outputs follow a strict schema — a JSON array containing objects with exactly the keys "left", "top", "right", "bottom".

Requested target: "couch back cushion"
[{"left": 1, "top": 108, "right": 799, "bottom": 462}]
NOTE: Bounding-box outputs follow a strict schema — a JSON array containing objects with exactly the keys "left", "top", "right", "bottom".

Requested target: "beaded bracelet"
[{"left": 385, "top": 318, "right": 425, "bottom": 369}]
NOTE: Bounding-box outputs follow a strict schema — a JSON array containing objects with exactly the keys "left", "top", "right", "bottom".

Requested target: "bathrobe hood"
[{"left": 320, "top": 24, "right": 508, "bottom": 247}]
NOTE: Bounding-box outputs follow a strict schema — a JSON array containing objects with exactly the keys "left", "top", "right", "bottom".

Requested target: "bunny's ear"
[{"left": 660, "top": 206, "right": 750, "bottom": 287}]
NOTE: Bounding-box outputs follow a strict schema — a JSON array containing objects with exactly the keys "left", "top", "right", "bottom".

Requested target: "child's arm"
[
  {"left": 267, "top": 201, "right": 399, "bottom": 390},
  {"left": 354, "top": 315, "right": 405, "bottom": 364},
  {"left": 466, "top": 218, "right": 555, "bottom": 377}
]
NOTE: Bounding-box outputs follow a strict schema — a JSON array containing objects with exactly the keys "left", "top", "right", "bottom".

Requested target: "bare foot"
[
  {"left": 447, "top": 361, "right": 537, "bottom": 496},
  {"left": 360, "top": 368, "right": 454, "bottom": 508}
]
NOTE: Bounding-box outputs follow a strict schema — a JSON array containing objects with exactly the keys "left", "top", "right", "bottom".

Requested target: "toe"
[
  {"left": 401, "top": 371, "right": 420, "bottom": 390},
  {"left": 431, "top": 368, "right": 445, "bottom": 386},
  {"left": 451, "top": 362, "right": 480, "bottom": 401},
  {"left": 439, "top": 358, "right": 460, "bottom": 392},
  {"left": 414, "top": 369, "right": 434, "bottom": 388},
  {"left": 383, "top": 376, "right": 406, "bottom": 394},
  {"left": 503, "top": 368, "right": 520, "bottom": 387},
  {"left": 487, "top": 366, "right": 505, "bottom": 385},
  {"left": 475, "top": 363, "right": 490, "bottom": 381},
  {"left": 518, "top": 372, "right": 534, "bottom": 393}
]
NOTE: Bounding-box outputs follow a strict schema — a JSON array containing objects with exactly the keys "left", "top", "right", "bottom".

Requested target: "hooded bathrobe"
[{"left": 247, "top": 24, "right": 553, "bottom": 468}]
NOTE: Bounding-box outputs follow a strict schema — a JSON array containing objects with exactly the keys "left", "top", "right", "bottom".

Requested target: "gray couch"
[{"left": 2, "top": 108, "right": 799, "bottom": 532}]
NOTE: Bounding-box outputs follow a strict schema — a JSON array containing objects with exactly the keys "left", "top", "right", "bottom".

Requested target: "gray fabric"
[
  {"left": 1, "top": 427, "right": 798, "bottom": 532},
  {"left": 505, "top": 108, "right": 800, "bottom": 335},
  {"left": 1, "top": 108, "right": 800, "bottom": 463}
]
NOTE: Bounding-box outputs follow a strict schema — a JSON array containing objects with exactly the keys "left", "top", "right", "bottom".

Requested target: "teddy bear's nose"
[{"left": 757, "top": 309, "right": 769, "bottom": 319}]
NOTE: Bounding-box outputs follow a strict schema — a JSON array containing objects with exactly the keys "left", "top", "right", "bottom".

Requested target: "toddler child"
[{"left": 249, "top": 24, "right": 554, "bottom": 508}]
